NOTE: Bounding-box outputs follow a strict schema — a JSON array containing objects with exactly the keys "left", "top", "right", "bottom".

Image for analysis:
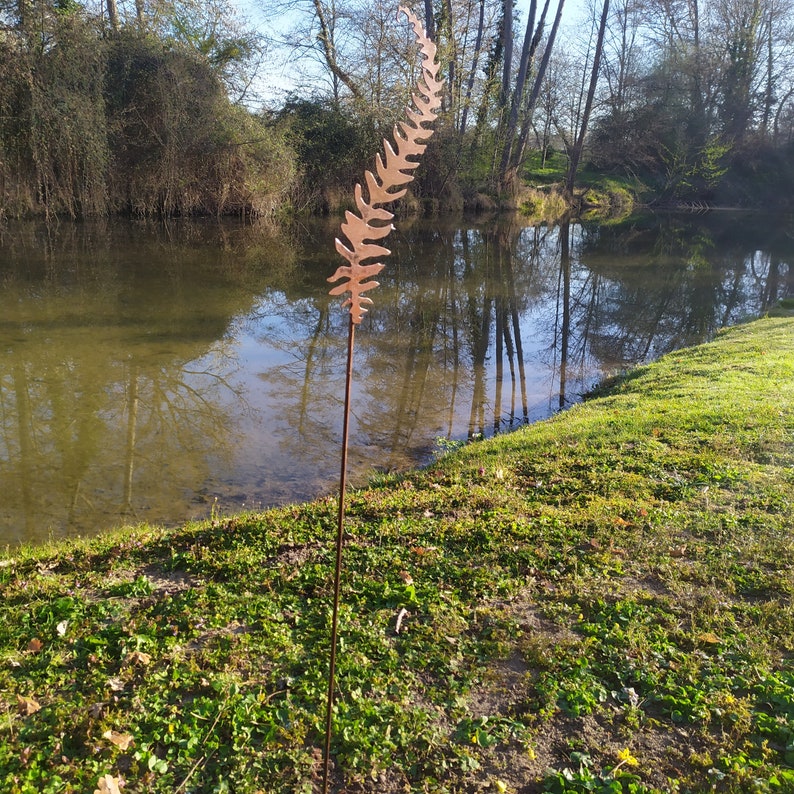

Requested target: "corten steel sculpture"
[{"left": 322, "top": 6, "right": 443, "bottom": 791}]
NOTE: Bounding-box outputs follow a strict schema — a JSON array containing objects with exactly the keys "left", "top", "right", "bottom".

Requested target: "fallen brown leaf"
[
  {"left": 16, "top": 694, "right": 41, "bottom": 715},
  {"left": 94, "top": 774, "right": 122, "bottom": 794},
  {"left": 126, "top": 650, "right": 151, "bottom": 666},
  {"left": 103, "top": 729, "right": 134, "bottom": 750}
]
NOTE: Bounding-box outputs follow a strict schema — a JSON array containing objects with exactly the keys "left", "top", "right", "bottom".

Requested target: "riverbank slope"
[{"left": 2, "top": 317, "right": 793, "bottom": 793}]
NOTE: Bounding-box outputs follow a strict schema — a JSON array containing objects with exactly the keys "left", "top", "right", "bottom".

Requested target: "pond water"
[{"left": 1, "top": 212, "right": 791, "bottom": 545}]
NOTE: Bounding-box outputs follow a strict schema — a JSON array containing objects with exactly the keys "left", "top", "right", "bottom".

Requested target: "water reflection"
[
  {"left": 0, "top": 221, "right": 297, "bottom": 543},
  {"left": 0, "top": 213, "right": 791, "bottom": 544}
]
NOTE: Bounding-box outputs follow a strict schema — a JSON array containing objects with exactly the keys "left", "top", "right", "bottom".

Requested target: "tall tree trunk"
[
  {"left": 503, "top": 0, "right": 565, "bottom": 192},
  {"left": 761, "top": 8, "right": 774, "bottom": 139},
  {"left": 107, "top": 0, "right": 121, "bottom": 32},
  {"left": 313, "top": 0, "right": 363, "bottom": 101},
  {"left": 459, "top": 0, "right": 485, "bottom": 134},
  {"left": 18, "top": 0, "right": 28, "bottom": 28},
  {"left": 565, "top": 0, "right": 609, "bottom": 197},
  {"left": 688, "top": 0, "right": 707, "bottom": 148},
  {"left": 443, "top": 0, "right": 457, "bottom": 111},
  {"left": 498, "top": 0, "right": 549, "bottom": 192},
  {"left": 424, "top": 0, "right": 436, "bottom": 40},
  {"left": 499, "top": 0, "right": 514, "bottom": 110},
  {"left": 17, "top": 0, "right": 34, "bottom": 43}
]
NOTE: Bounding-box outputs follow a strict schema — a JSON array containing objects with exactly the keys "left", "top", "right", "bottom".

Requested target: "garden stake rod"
[{"left": 322, "top": 6, "right": 443, "bottom": 791}]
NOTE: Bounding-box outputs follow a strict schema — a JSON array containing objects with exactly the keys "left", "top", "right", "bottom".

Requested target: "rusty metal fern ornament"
[
  {"left": 327, "top": 4, "right": 444, "bottom": 324},
  {"left": 322, "top": 7, "right": 443, "bottom": 792}
]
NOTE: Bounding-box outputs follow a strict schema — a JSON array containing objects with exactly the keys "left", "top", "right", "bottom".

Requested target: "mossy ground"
[{"left": 1, "top": 318, "right": 793, "bottom": 793}]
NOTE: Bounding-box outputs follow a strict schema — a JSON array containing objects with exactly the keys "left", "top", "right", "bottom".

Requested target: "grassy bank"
[{"left": 2, "top": 318, "right": 793, "bottom": 793}]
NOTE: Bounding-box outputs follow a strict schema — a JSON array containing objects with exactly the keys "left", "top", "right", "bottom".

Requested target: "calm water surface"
[{"left": 1, "top": 213, "right": 791, "bottom": 544}]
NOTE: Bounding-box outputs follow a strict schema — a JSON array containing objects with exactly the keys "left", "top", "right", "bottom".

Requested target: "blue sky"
[{"left": 234, "top": 0, "right": 591, "bottom": 106}]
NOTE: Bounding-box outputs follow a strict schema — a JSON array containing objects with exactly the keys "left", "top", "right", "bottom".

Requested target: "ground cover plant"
[{"left": 1, "top": 317, "right": 793, "bottom": 793}]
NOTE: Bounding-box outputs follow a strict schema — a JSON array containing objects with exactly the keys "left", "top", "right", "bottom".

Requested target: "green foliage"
[
  {"left": 275, "top": 97, "right": 380, "bottom": 212},
  {"left": 667, "top": 138, "right": 732, "bottom": 201},
  {"left": 523, "top": 148, "right": 568, "bottom": 184},
  {"left": 544, "top": 751, "right": 652, "bottom": 793},
  {"left": 517, "top": 187, "right": 570, "bottom": 221},
  {"left": 104, "top": 33, "right": 294, "bottom": 217},
  {"left": 0, "top": 14, "right": 109, "bottom": 218},
  {"left": 412, "top": 126, "right": 466, "bottom": 212}
]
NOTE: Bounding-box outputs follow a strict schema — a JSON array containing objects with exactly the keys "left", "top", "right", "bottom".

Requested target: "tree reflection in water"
[
  {"left": 0, "top": 213, "right": 790, "bottom": 543},
  {"left": 0, "top": 220, "right": 294, "bottom": 543}
]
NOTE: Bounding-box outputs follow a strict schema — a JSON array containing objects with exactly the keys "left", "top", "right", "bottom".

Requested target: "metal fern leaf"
[{"left": 328, "top": 5, "right": 444, "bottom": 324}]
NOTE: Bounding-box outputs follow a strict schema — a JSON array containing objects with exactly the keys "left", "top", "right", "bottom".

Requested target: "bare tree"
[
  {"left": 458, "top": 0, "right": 488, "bottom": 133},
  {"left": 500, "top": 0, "right": 566, "bottom": 192},
  {"left": 565, "top": 0, "right": 609, "bottom": 195}
]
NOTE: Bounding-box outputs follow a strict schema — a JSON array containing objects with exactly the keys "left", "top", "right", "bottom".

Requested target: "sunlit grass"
[{"left": 1, "top": 317, "right": 793, "bottom": 792}]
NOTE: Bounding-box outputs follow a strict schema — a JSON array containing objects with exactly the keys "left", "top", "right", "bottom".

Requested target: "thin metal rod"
[{"left": 323, "top": 315, "right": 356, "bottom": 794}]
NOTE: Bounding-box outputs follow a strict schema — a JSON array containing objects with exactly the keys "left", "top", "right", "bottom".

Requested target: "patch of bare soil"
[
  {"left": 141, "top": 564, "right": 199, "bottom": 595},
  {"left": 449, "top": 590, "right": 700, "bottom": 792}
]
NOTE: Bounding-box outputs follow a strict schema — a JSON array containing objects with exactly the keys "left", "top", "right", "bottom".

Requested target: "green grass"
[
  {"left": 519, "top": 153, "right": 642, "bottom": 220},
  {"left": 1, "top": 317, "right": 793, "bottom": 793},
  {"left": 522, "top": 150, "right": 568, "bottom": 184}
]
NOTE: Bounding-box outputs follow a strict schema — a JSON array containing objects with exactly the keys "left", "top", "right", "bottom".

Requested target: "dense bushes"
[
  {"left": 104, "top": 34, "right": 294, "bottom": 217},
  {"left": 273, "top": 98, "right": 380, "bottom": 213},
  {"left": 0, "top": 14, "right": 294, "bottom": 219},
  {"left": 0, "top": 16, "right": 109, "bottom": 218},
  {"left": 272, "top": 98, "right": 471, "bottom": 214}
]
